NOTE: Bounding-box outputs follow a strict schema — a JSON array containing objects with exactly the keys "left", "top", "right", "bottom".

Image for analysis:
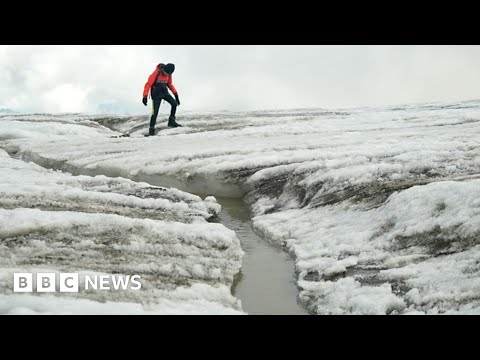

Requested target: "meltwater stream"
[
  {"left": 215, "top": 197, "right": 307, "bottom": 315},
  {"left": 4, "top": 148, "right": 307, "bottom": 314}
]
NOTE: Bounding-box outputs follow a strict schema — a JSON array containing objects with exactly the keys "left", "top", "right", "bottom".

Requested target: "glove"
[
  {"left": 142, "top": 97, "right": 148, "bottom": 106},
  {"left": 175, "top": 94, "right": 180, "bottom": 106}
]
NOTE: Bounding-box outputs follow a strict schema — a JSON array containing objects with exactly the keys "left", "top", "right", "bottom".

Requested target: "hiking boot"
[
  {"left": 149, "top": 127, "right": 156, "bottom": 136},
  {"left": 168, "top": 116, "right": 182, "bottom": 128}
]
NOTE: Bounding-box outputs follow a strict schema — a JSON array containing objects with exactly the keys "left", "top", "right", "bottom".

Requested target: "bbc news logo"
[{"left": 14, "top": 273, "right": 142, "bottom": 293}]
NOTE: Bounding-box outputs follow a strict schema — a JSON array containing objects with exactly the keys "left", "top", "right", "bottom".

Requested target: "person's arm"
[
  {"left": 167, "top": 75, "right": 177, "bottom": 95},
  {"left": 143, "top": 70, "right": 157, "bottom": 98},
  {"left": 168, "top": 76, "right": 180, "bottom": 105}
]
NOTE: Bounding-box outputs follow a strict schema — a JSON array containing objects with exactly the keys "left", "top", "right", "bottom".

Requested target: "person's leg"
[
  {"left": 163, "top": 94, "right": 181, "bottom": 127},
  {"left": 163, "top": 94, "right": 177, "bottom": 117},
  {"left": 149, "top": 99, "right": 162, "bottom": 134}
]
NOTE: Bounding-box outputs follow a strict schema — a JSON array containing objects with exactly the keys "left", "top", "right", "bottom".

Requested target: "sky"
[
  {"left": 2, "top": 104, "right": 480, "bottom": 313},
  {"left": 1, "top": 45, "right": 480, "bottom": 114}
]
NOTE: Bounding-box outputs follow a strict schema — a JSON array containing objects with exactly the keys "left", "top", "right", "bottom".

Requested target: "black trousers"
[{"left": 149, "top": 94, "right": 177, "bottom": 128}]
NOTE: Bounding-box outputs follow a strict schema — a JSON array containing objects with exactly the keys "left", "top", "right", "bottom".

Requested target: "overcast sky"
[{"left": 1, "top": 45, "right": 480, "bottom": 114}]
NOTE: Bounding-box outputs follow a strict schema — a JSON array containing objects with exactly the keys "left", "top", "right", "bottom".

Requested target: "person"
[{"left": 142, "top": 63, "right": 181, "bottom": 135}]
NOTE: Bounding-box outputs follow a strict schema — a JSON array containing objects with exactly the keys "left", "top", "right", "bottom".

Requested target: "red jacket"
[{"left": 143, "top": 64, "right": 178, "bottom": 98}]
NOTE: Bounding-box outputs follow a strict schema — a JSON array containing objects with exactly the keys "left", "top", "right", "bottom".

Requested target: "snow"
[
  {"left": 0, "top": 149, "right": 243, "bottom": 314},
  {"left": 0, "top": 283, "right": 241, "bottom": 315},
  {"left": 2, "top": 100, "right": 480, "bottom": 314}
]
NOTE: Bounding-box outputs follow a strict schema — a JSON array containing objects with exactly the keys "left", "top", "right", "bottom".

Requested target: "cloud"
[
  {"left": 41, "top": 83, "right": 91, "bottom": 113},
  {"left": 1, "top": 45, "right": 480, "bottom": 114}
]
